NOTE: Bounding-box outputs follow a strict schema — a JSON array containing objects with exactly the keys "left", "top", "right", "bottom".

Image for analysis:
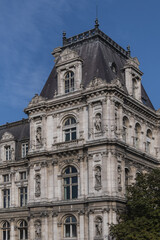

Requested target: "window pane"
[
  {"left": 72, "top": 224, "right": 77, "bottom": 237},
  {"left": 65, "top": 225, "right": 70, "bottom": 237},
  {"left": 64, "top": 187, "right": 70, "bottom": 200},
  {"left": 72, "top": 176, "right": 77, "bottom": 184},
  {"left": 71, "top": 118, "right": 76, "bottom": 124},
  {"left": 64, "top": 177, "right": 70, "bottom": 185},
  {"left": 65, "top": 167, "right": 70, "bottom": 174},
  {"left": 65, "top": 132, "right": 70, "bottom": 142},
  {"left": 71, "top": 130, "right": 76, "bottom": 140},
  {"left": 72, "top": 186, "right": 78, "bottom": 199},
  {"left": 71, "top": 167, "right": 77, "bottom": 173}
]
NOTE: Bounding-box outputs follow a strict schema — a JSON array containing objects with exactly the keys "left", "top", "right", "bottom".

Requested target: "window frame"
[
  {"left": 64, "top": 71, "right": 75, "bottom": 94},
  {"left": 3, "top": 189, "right": 10, "bottom": 208},
  {"left": 64, "top": 216, "right": 77, "bottom": 239},
  {"left": 20, "top": 187, "right": 27, "bottom": 207},
  {"left": 2, "top": 221, "right": 10, "bottom": 240},
  {"left": 63, "top": 117, "right": 77, "bottom": 142},
  {"left": 21, "top": 142, "right": 28, "bottom": 158},
  {"left": 5, "top": 146, "right": 11, "bottom": 161},
  {"left": 19, "top": 220, "right": 28, "bottom": 240},
  {"left": 3, "top": 174, "right": 9, "bottom": 183},
  {"left": 63, "top": 166, "right": 78, "bottom": 200}
]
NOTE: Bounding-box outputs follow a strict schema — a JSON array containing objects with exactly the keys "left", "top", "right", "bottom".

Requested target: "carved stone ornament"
[
  {"left": 1, "top": 132, "right": 14, "bottom": 141},
  {"left": 35, "top": 175, "right": 41, "bottom": 197},
  {"left": 56, "top": 48, "right": 82, "bottom": 65},
  {"left": 88, "top": 77, "right": 105, "bottom": 88},
  {"left": 29, "top": 94, "right": 45, "bottom": 106},
  {"left": 34, "top": 220, "right": 41, "bottom": 240},
  {"left": 112, "top": 78, "right": 122, "bottom": 88}
]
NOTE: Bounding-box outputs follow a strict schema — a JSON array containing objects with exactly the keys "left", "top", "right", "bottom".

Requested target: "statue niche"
[
  {"left": 94, "top": 113, "right": 102, "bottom": 132},
  {"left": 34, "top": 220, "right": 41, "bottom": 240},
  {"left": 95, "top": 217, "right": 103, "bottom": 238},
  {"left": 35, "top": 174, "right": 41, "bottom": 197},
  {"left": 36, "top": 127, "right": 42, "bottom": 144},
  {"left": 95, "top": 166, "right": 102, "bottom": 190}
]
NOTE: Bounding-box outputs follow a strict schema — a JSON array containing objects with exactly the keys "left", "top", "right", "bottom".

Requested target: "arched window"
[
  {"left": 63, "top": 166, "right": 78, "bottom": 200},
  {"left": 65, "top": 71, "right": 74, "bottom": 93},
  {"left": 111, "top": 62, "right": 117, "bottom": 74},
  {"left": 63, "top": 117, "right": 77, "bottom": 142},
  {"left": 19, "top": 220, "right": 28, "bottom": 240},
  {"left": 2, "top": 221, "right": 10, "bottom": 240},
  {"left": 123, "top": 116, "right": 129, "bottom": 142},
  {"left": 64, "top": 216, "right": 77, "bottom": 238},
  {"left": 134, "top": 123, "right": 141, "bottom": 148},
  {"left": 146, "top": 129, "right": 152, "bottom": 153}
]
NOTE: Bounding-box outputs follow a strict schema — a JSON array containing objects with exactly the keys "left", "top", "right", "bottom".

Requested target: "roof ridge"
[
  {"left": 63, "top": 28, "right": 130, "bottom": 58},
  {"left": 0, "top": 118, "right": 29, "bottom": 130}
]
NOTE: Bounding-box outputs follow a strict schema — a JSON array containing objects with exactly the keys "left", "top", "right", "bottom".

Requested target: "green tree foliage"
[{"left": 110, "top": 169, "right": 160, "bottom": 240}]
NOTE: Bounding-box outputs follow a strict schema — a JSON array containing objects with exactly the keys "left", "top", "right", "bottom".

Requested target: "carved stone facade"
[{"left": 0, "top": 22, "right": 159, "bottom": 240}]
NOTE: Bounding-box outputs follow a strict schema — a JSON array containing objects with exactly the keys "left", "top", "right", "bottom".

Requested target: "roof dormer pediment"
[
  {"left": 56, "top": 48, "right": 82, "bottom": 67},
  {"left": 1, "top": 132, "right": 14, "bottom": 142}
]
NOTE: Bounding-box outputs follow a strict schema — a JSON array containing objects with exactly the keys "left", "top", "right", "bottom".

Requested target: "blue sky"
[{"left": 0, "top": 0, "right": 160, "bottom": 125}]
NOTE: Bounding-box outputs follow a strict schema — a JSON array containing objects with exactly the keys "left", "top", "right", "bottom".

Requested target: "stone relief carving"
[
  {"left": 1, "top": 132, "right": 14, "bottom": 141},
  {"left": 95, "top": 217, "right": 103, "bottom": 237},
  {"left": 88, "top": 77, "right": 105, "bottom": 88},
  {"left": 29, "top": 94, "right": 45, "bottom": 106},
  {"left": 34, "top": 220, "right": 41, "bottom": 240},
  {"left": 35, "top": 175, "right": 41, "bottom": 197},
  {"left": 36, "top": 127, "right": 42, "bottom": 144},
  {"left": 94, "top": 113, "right": 102, "bottom": 132},
  {"left": 112, "top": 78, "right": 122, "bottom": 88},
  {"left": 95, "top": 166, "right": 102, "bottom": 190}
]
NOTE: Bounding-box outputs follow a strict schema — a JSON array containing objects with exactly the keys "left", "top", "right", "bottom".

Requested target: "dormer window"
[
  {"left": 65, "top": 71, "right": 74, "bottom": 93},
  {"left": 111, "top": 62, "right": 117, "bottom": 74},
  {"left": 63, "top": 117, "right": 77, "bottom": 142},
  {"left": 5, "top": 146, "right": 11, "bottom": 161}
]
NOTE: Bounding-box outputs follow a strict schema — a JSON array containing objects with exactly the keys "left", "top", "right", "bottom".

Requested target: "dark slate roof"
[
  {"left": 0, "top": 119, "right": 29, "bottom": 161},
  {"left": 40, "top": 27, "right": 155, "bottom": 110}
]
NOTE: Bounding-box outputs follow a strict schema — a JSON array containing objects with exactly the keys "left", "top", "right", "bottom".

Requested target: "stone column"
[
  {"left": 88, "top": 211, "right": 94, "bottom": 240},
  {"left": 41, "top": 213, "right": 48, "bottom": 240},
  {"left": 10, "top": 219, "right": 15, "bottom": 240},
  {"left": 11, "top": 171, "right": 16, "bottom": 207},
  {"left": 88, "top": 103, "right": 93, "bottom": 139},
  {"left": 41, "top": 162, "right": 48, "bottom": 201},
  {"left": 79, "top": 211, "right": 85, "bottom": 240},
  {"left": 110, "top": 98, "right": 116, "bottom": 138},
  {"left": 102, "top": 98, "right": 108, "bottom": 137},
  {"left": 118, "top": 105, "right": 123, "bottom": 140},
  {"left": 79, "top": 157, "right": 85, "bottom": 197},
  {"left": 52, "top": 213, "right": 58, "bottom": 240},
  {"left": 103, "top": 209, "right": 109, "bottom": 239},
  {"left": 42, "top": 115, "right": 46, "bottom": 149},
  {"left": 29, "top": 217, "right": 34, "bottom": 240}
]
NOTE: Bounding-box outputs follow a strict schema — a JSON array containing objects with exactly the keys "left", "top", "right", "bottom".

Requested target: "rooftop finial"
[
  {"left": 127, "top": 45, "right": 131, "bottom": 57},
  {"left": 95, "top": 18, "right": 99, "bottom": 29},
  {"left": 63, "top": 31, "right": 66, "bottom": 45}
]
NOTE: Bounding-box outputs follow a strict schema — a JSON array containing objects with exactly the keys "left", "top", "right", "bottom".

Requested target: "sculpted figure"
[
  {"left": 36, "top": 127, "right": 42, "bottom": 144},
  {"left": 95, "top": 114, "right": 102, "bottom": 132},
  {"left": 35, "top": 221, "right": 41, "bottom": 239},
  {"left": 95, "top": 167, "right": 101, "bottom": 187},
  {"left": 35, "top": 175, "right": 41, "bottom": 197},
  {"left": 95, "top": 218, "right": 102, "bottom": 236}
]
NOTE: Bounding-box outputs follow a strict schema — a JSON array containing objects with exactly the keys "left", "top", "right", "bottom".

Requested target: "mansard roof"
[
  {"left": 0, "top": 119, "right": 29, "bottom": 161},
  {"left": 40, "top": 25, "right": 154, "bottom": 110}
]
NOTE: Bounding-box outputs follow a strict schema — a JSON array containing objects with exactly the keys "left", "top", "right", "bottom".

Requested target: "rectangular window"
[
  {"left": 21, "top": 143, "right": 28, "bottom": 158},
  {"left": 3, "top": 189, "right": 10, "bottom": 208},
  {"left": 20, "top": 172, "right": 27, "bottom": 180},
  {"left": 3, "top": 174, "right": 9, "bottom": 183},
  {"left": 20, "top": 187, "right": 27, "bottom": 207},
  {"left": 5, "top": 146, "right": 11, "bottom": 161}
]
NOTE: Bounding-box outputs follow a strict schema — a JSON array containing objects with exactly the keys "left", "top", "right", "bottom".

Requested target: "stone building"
[{"left": 0, "top": 20, "right": 160, "bottom": 240}]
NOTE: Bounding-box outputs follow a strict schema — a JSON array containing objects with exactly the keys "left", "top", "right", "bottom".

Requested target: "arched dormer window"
[
  {"left": 63, "top": 166, "right": 78, "bottom": 200},
  {"left": 110, "top": 62, "right": 117, "bottom": 74},
  {"left": 123, "top": 116, "right": 129, "bottom": 142},
  {"left": 134, "top": 123, "right": 141, "bottom": 148},
  {"left": 64, "top": 216, "right": 77, "bottom": 238},
  {"left": 63, "top": 117, "right": 77, "bottom": 142},
  {"left": 19, "top": 220, "right": 28, "bottom": 240},
  {"left": 65, "top": 71, "right": 74, "bottom": 93},
  {"left": 2, "top": 221, "right": 10, "bottom": 240},
  {"left": 146, "top": 129, "right": 152, "bottom": 153}
]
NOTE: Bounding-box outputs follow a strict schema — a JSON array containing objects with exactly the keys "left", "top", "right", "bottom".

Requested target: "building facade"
[{"left": 0, "top": 21, "right": 160, "bottom": 240}]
